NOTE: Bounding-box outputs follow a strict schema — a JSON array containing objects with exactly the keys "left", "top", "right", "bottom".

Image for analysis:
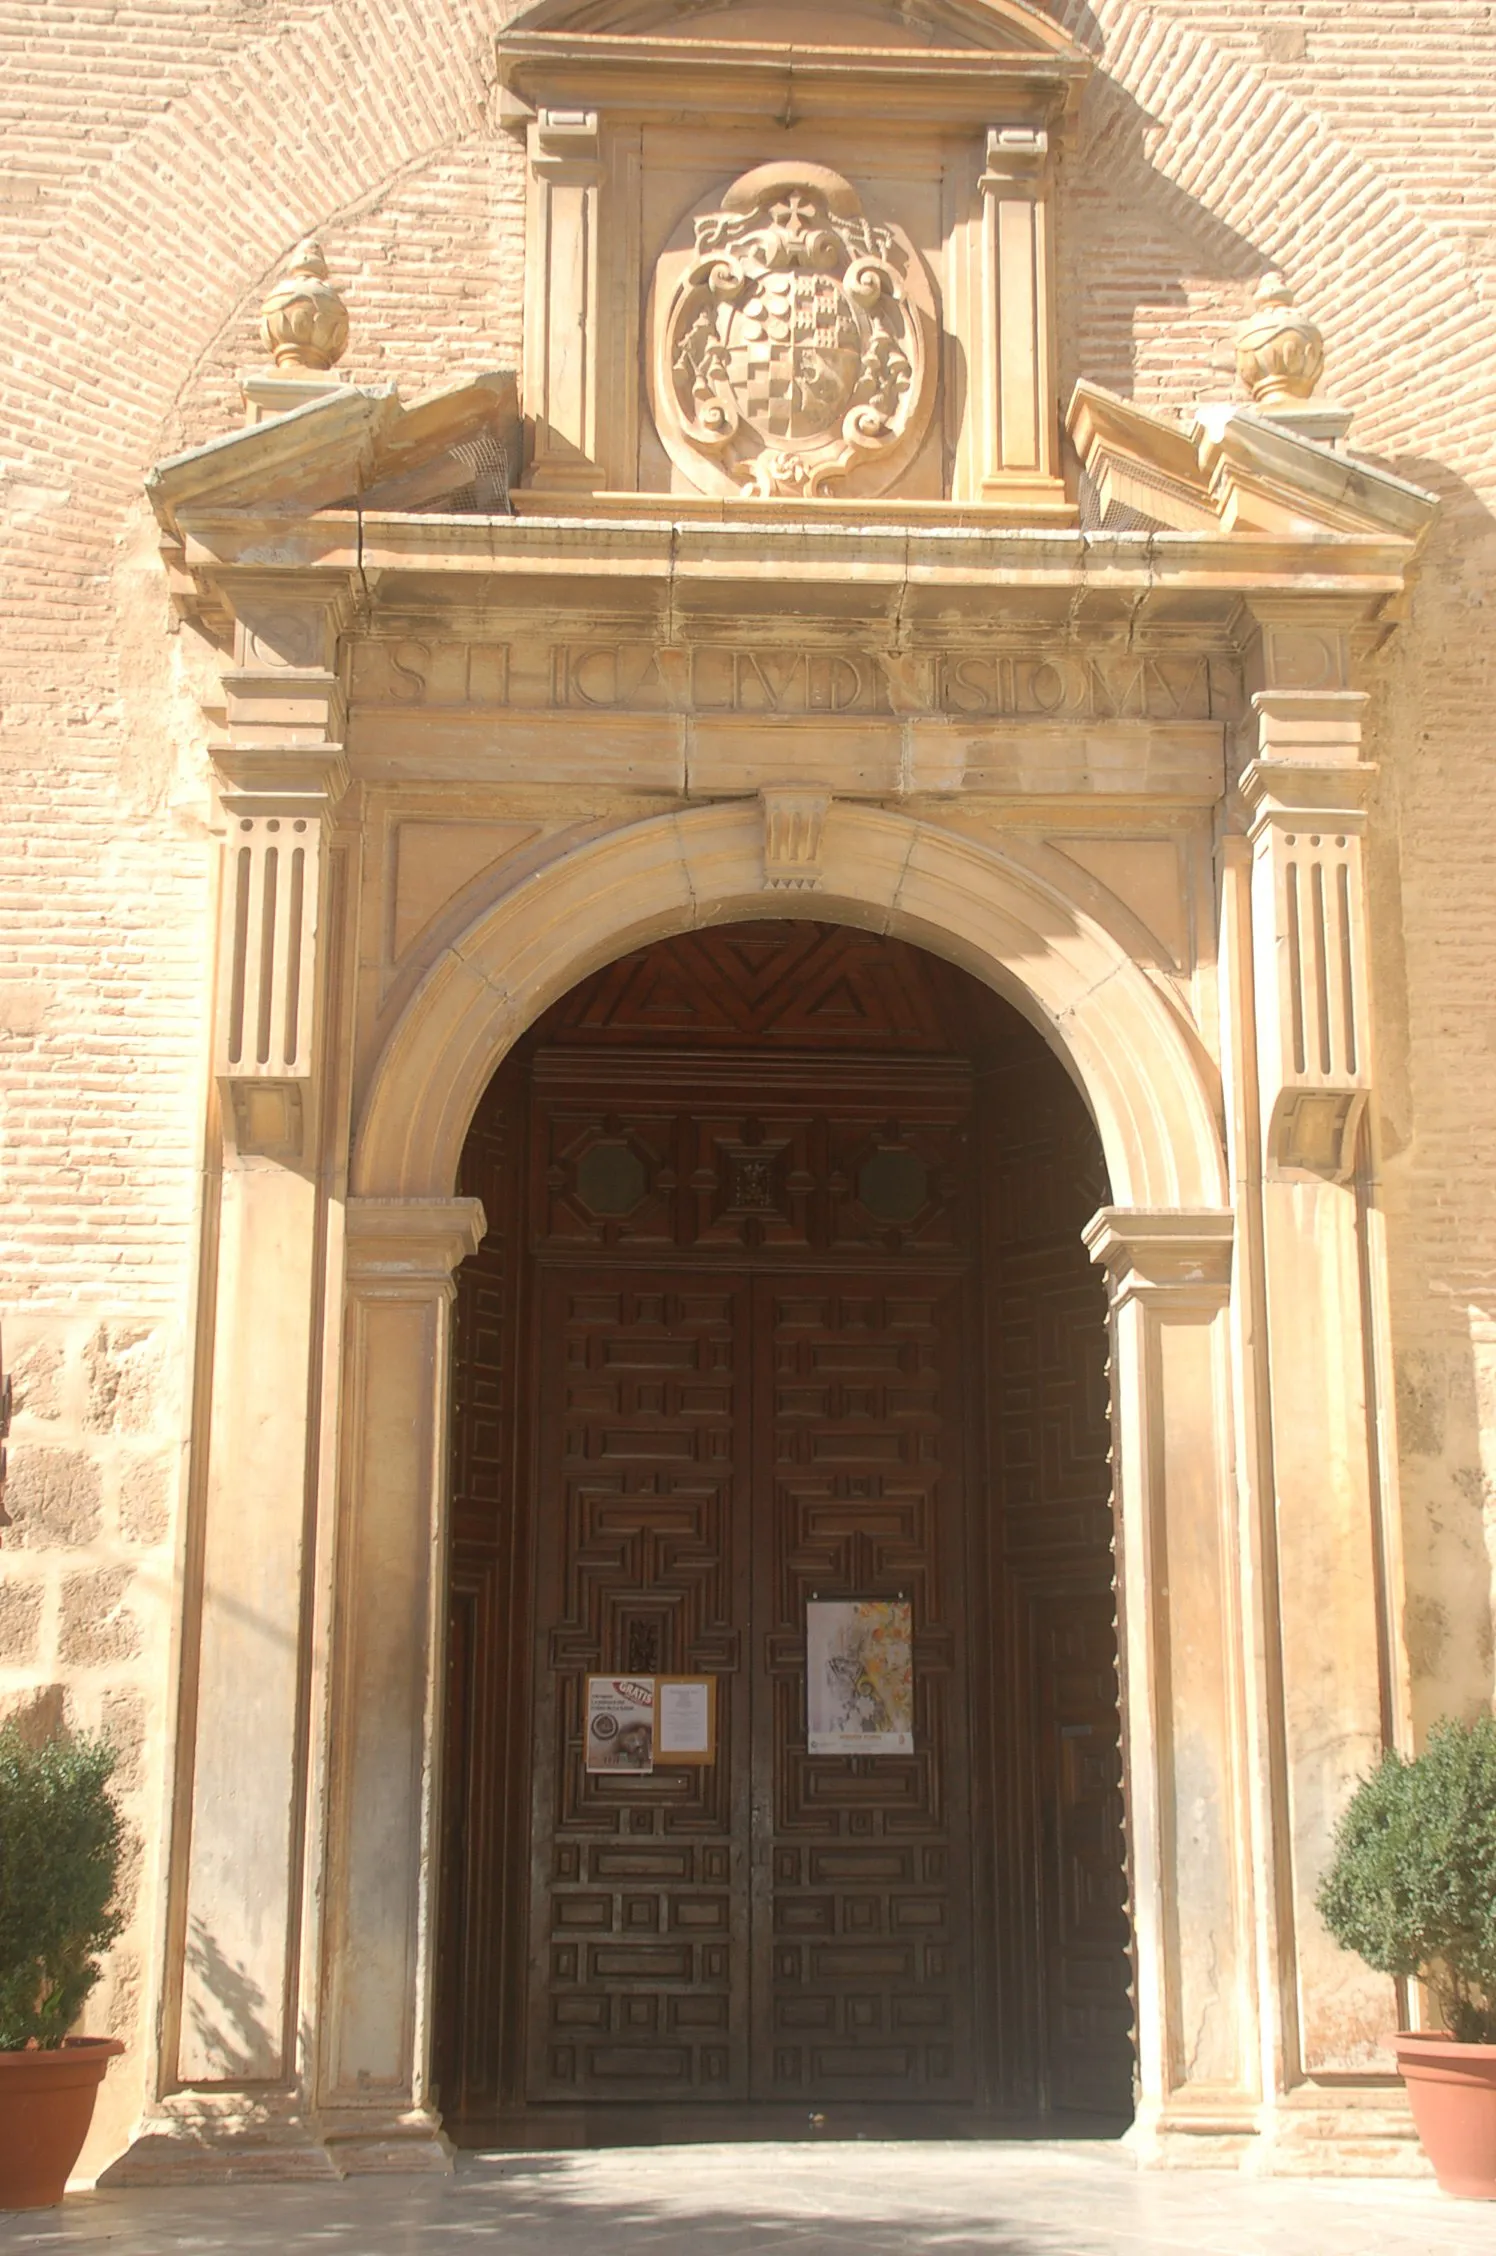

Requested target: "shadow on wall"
[
  {"left": 1057, "top": 72, "right": 1270, "bottom": 417},
  {"left": 184, "top": 1915, "right": 275, "bottom": 2081},
  {"left": 1358, "top": 462, "right": 1496, "bottom": 1741}
]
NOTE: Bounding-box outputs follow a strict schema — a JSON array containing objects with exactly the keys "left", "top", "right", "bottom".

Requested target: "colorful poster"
[
  {"left": 806, "top": 1600, "right": 914, "bottom": 1755},
  {"left": 585, "top": 1676, "right": 655, "bottom": 1772}
]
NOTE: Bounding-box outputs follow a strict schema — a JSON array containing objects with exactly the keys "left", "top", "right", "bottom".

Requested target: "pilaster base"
[
  {"left": 1125, "top": 2086, "right": 1432, "bottom": 2177},
  {"left": 97, "top": 2101, "right": 455, "bottom": 2185},
  {"left": 1125, "top": 2102, "right": 1262, "bottom": 2172},
  {"left": 1259, "top": 2084, "right": 1431, "bottom": 2178},
  {"left": 97, "top": 2103, "right": 341, "bottom": 2186},
  {"left": 319, "top": 2107, "right": 455, "bottom": 2176}
]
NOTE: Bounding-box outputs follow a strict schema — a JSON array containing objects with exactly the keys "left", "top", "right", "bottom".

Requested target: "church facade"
[{"left": 2, "top": 0, "right": 1494, "bottom": 2189}]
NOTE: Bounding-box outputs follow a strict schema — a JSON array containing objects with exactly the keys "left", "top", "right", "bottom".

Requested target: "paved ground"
[{"left": 2, "top": 2142, "right": 1491, "bottom": 2255}]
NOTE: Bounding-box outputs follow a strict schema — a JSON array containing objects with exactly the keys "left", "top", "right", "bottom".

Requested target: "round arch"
[{"left": 351, "top": 799, "right": 1227, "bottom": 1210}]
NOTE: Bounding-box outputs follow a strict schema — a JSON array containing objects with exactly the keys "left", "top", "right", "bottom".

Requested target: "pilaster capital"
[
  {"left": 211, "top": 574, "right": 356, "bottom": 815},
  {"left": 1083, "top": 1207, "right": 1234, "bottom": 1310},
  {"left": 979, "top": 125, "right": 1050, "bottom": 192},
  {"left": 1239, "top": 756, "right": 1374, "bottom": 841},
  {"left": 530, "top": 105, "right": 601, "bottom": 177},
  {"left": 344, "top": 1197, "right": 488, "bottom": 1295}
]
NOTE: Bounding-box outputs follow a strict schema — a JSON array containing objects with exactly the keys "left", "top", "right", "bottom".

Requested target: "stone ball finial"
[
  {"left": 259, "top": 238, "right": 349, "bottom": 372},
  {"left": 1235, "top": 272, "right": 1325, "bottom": 409}
]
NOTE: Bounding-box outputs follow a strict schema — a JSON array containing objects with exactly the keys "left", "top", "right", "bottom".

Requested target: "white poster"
[
  {"left": 806, "top": 1600, "right": 915, "bottom": 1755},
  {"left": 657, "top": 1678, "right": 713, "bottom": 1759},
  {"left": 585, "top": 1676, "right": 655, "bottom": 1772}
]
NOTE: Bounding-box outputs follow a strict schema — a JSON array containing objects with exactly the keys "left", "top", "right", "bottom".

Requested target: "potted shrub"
[
  {"left": 0, "top": 1720, "right": 125, "bottom": 2209},
  {"left": 1318, "top": 1713, "right": 1496, "bottom": 2200}
]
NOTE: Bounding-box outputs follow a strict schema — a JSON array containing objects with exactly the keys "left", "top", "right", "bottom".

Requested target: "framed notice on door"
[
  {"left": 806, "top": 1600, "right": 915, "bottom": 1754},
  {"left": 656, "top": 1676, "right": 717, "bottom": 1764}
]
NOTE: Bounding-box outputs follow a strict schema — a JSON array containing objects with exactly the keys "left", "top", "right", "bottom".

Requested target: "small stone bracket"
[
  {"left": 761, "top": 790, "right": 831, "bottom": 891},
  {"left": 532, "top": 106, "right": 600, "bottom": 175},
  {"left": 978, "top": 125, "right": 1050, "bottom": 190}
]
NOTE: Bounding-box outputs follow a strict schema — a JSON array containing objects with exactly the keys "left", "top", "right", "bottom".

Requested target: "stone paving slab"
[{"left": 2, "top": 2143, "right": 1491, "bottom": 2256}]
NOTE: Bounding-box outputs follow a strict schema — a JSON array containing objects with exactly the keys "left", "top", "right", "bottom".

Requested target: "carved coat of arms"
[{"left": 652, "top": 162, "right": 935, "bottom": 500}]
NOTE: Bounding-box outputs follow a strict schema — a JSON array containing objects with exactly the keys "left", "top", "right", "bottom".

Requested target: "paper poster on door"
[
  {"left": 656, "top": 1676, "right": 717, "bottom": 1763},
  {"left": 585, "top": 1676, "right": 655, "bottom": 1772},
  {"left": 806, "top": 1600, "right": 914, "bottom": 1754}
]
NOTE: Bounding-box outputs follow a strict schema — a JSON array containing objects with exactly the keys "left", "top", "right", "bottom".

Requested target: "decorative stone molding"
[
  {"left": 260, "top": 239, "right": 349, "bottom": 373},
  {"left": 761, "top": 789, "right": 830, "bottom": 891},
  {"left": 651, "top": 162, "right": 936, "bottom": 501}
]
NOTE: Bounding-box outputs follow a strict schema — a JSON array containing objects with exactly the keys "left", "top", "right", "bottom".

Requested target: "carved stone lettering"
[{"left": 351, "top": 639, "right": 1240, "bottom": 723}]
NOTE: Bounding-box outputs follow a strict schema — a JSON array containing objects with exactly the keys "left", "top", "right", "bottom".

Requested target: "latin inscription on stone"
[{"left": 351, "top": 638, "right": 1240, "bottom": 723}]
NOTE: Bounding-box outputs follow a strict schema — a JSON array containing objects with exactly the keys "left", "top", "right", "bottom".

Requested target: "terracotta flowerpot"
[
  {"left": 0, "top": 2037, "right": 124, "bottom": 2209},
  {"left": 1396, "top": 2032, "right": 1496, "bottom": 2200}
]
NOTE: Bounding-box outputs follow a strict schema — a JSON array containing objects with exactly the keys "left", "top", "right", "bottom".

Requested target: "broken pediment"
[
  {"left": 1067, "top": 381, "right": 1438, "bottom": 546},
  {"left": 146, "top": 371, "right": 521, "bottom": 543}
]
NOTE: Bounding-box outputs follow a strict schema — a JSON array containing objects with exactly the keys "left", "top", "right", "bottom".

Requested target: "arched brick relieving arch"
[{"left": 350, "top": 799, "right": 1227, "bottom": 1211}]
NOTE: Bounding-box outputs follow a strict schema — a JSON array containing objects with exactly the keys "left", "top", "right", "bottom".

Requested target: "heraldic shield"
[{"left": 653, "top": 161, "right": 937, "bottom": 500}]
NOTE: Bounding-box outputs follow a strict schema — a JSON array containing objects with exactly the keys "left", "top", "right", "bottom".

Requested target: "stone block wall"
[{"left": 3, "top": 0, "right": 1496, "bottom": 2166}]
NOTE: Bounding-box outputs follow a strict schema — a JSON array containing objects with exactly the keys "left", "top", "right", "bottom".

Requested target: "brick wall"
[{"left": 2, "top": 0, "right": 1495, "bottom": 2156}]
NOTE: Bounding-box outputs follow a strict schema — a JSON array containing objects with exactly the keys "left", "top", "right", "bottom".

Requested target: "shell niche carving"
[{"left": 650, "top": 162, "right": 937, "bottom": 501}]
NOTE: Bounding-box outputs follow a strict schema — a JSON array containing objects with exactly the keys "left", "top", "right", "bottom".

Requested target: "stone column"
[
  {"left": 1084, "top": 1208, "right": 1261, "bottom": 2165},
  {"left": 1236, "top": 604, "right": 1402, "bottom": 2093},
  {"left": 314, "top": 1196, "right": 485, "bottom": 2173}
]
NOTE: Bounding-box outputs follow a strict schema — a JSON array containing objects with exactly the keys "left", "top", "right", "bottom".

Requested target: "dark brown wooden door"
[
  {"left": 526, "top": 1272, "right": 753, "bottom": 2101},
  {"left": 438, "top": 924, "right": 1133, "bottom": 2132},
  {"left": 523, "top": 1258, "right": 974, "bottom": 2106},
  {"left": 1034, "top": 1590, "right": 1132, "bottom": 2112},
  {"left": 753, "top": 1274, "right": 971, "bottom": 2102}
]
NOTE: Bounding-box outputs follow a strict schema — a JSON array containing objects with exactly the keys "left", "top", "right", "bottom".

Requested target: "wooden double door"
[
  {"left": 530, "top": 1258, "right": 973, "bottom": 2105},
  {"left": 437, "top": 926, "right": 1132, "bottom": 2134}
]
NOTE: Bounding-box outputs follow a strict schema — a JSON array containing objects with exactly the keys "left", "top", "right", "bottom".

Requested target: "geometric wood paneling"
[
  {"left": 755, "top": 1275, "right": 972, "bottom": 2102},
  {"left": 438, "top": 921, "right": 1132, "bottom": 2134}
]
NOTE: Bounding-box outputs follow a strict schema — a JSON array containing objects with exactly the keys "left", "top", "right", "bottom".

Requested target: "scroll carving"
[{"left": 652, "top": 163, "right": 936, "bottom": 501}]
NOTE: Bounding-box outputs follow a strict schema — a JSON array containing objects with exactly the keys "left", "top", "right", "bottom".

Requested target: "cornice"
[
  {"left": 496, "top": 34, "right": 1088, "bottom": 130},
  {"left": 171, "top": 509, "right": 1423, "bottom": 630}
]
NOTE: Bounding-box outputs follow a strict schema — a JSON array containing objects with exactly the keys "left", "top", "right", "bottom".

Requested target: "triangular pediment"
[
  {"left": 1067, "top": 381, "right": 1437, "bottom": 546},
  {"left": 502, "top": 0, "right": 1078, "bottom": 57}
]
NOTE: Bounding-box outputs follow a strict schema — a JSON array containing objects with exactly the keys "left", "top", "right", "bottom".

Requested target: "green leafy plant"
[
  {"left": 1318, "top": 1714, "right": 1496, "bottom": 2045},
  {"left": 0, "top": 1722, "right": 123, "bottom": 2050}
]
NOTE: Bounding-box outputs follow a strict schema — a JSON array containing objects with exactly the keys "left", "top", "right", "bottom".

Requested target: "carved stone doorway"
[{"left": 435, "top": 923, "right": 1132, "bottom": 2143}]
